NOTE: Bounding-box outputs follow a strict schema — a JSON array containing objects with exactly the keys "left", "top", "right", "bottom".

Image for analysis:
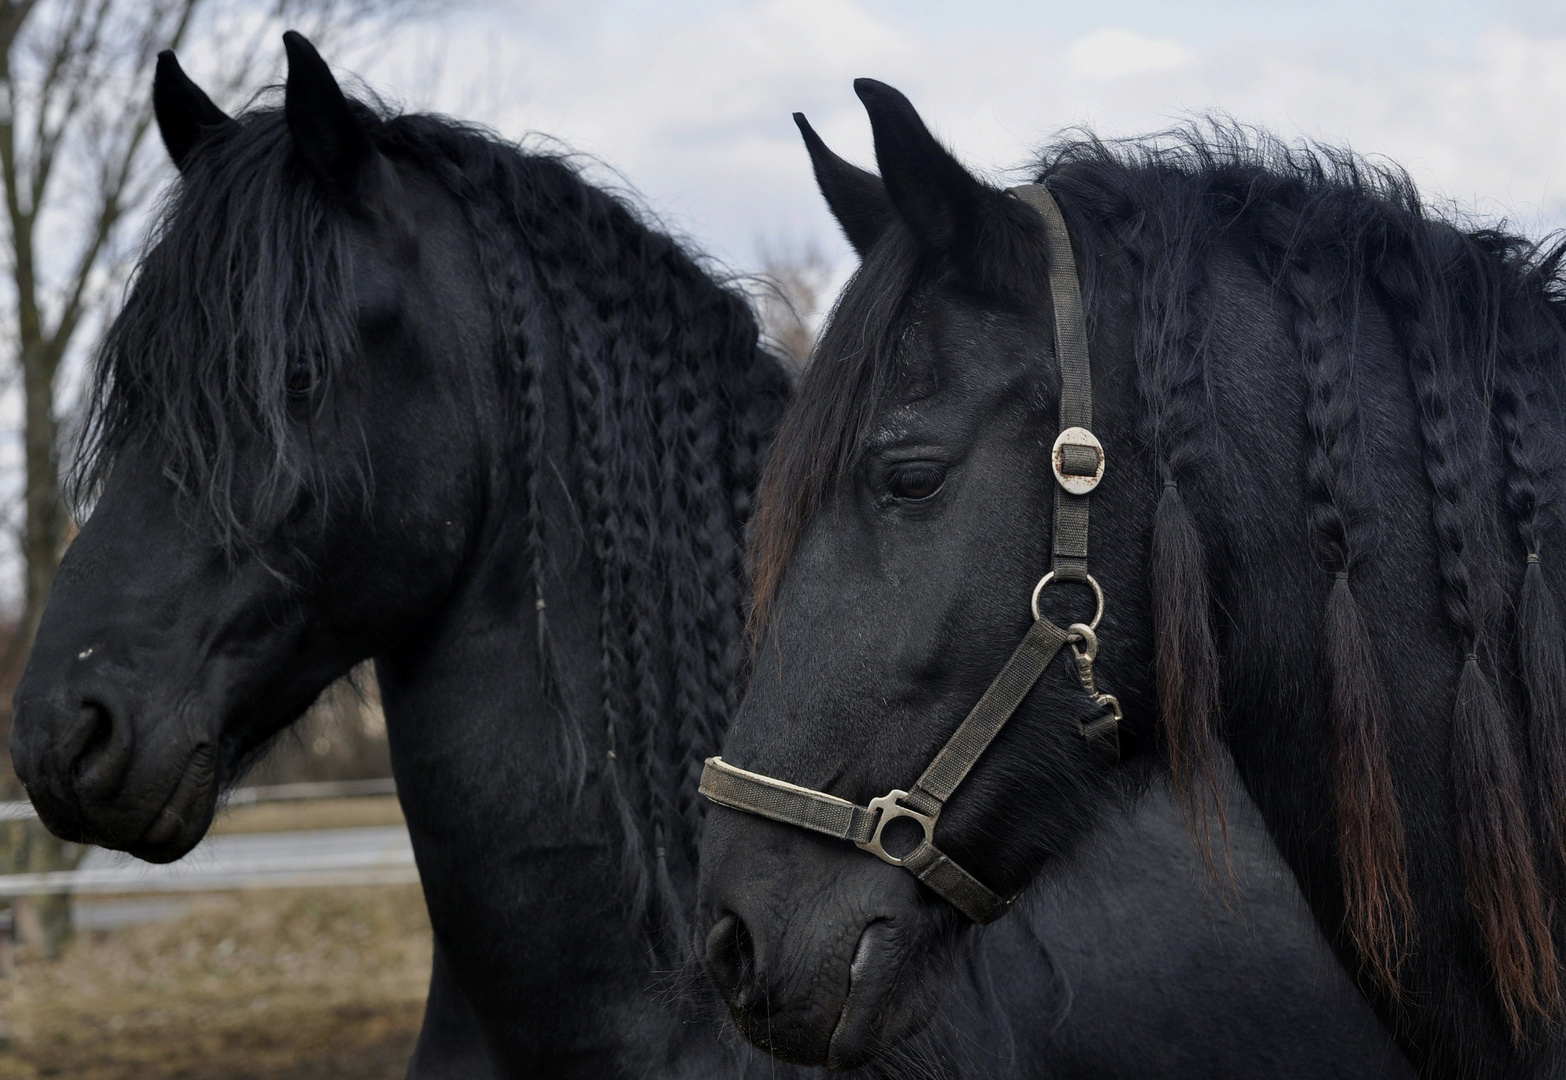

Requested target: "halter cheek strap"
[{"left": 700, "top": 184, "right": 1120, "bottom": 926}]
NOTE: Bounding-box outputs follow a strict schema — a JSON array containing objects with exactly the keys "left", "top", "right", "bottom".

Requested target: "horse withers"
[{"left": 698, "top": 80, "right": 1566, "bottom": 1079}]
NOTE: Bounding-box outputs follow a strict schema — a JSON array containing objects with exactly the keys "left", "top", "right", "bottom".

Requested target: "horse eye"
[
  {"left": 888, "top": 463, "right": 946, "bottom": 502},
  {"left": 285, "top": 357, "right": 317, "bottom": 400}
]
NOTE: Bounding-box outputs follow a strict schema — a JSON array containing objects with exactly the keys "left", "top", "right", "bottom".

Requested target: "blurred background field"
[
  {"left": 0, "top": 883, "right": 430, "bottom": 1080},
  {"left": 0, "top": 675, "right": 420, "bottom": 1079}
]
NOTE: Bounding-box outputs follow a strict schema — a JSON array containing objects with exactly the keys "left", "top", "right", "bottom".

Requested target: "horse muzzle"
[
  {"left": 699, "top": 807, "right": 939, "bottom": 1069},
  {"left": 11, "top": 670, "right": 218, "bottom": 862}
]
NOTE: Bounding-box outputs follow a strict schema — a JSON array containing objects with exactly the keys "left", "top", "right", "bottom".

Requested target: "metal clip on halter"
[
  {"left": 1065, "top": 622, "right": 1123, "bottom": 764},
  {"left": 858, "top": 790, "right": 938, "bottom": 866},
  {"left": 1052, "top": 426, "right": 1104, "bottom": 495},
  {"left": 699, "top": 183, "right": 1122, "bottom": 925}
]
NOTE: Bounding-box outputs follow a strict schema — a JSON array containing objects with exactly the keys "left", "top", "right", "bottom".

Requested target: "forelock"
[
  {"left": 71, "top": 102, "right": 366, "bottom": 550},
  {"left": 747, "top": 227, "right": 924, "bottom": 634}
]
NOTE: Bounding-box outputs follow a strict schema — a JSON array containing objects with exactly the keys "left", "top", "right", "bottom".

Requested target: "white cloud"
[{"left": 1067, "top": 28, "right": 1193, "bottom": 81}]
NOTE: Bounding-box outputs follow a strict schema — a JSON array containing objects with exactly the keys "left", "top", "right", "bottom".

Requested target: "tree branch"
[
  {"left": 47, "top": 0, "right": 196, "bottom": 349},
  {"left": 0, "top": 2, "right": 43, "bottom": 54},
  {"left": 30, "top": 0, "right": 119, "bottom": 209},
  {"left": 0, "top": 13, "right": 38, "bottom": 353}
]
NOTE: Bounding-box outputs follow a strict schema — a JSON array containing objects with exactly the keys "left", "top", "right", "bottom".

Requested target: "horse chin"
[{"left": 120, "top": 743, "right": 220, "bottom": 862}]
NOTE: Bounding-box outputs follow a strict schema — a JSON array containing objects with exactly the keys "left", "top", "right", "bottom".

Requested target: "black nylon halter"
[{"left": 699, "top": 184, "right": 1120, "bottom": 924}]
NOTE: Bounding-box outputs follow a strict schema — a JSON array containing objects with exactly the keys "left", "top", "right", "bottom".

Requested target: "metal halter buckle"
[
  {"left": 1052, "top": 426, "right": 1104, "bottom": 494},
  {"left": 856, "top": 790, "right": 938, "bottom": 867}
]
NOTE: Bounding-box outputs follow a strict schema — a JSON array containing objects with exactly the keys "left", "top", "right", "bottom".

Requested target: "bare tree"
[
  {"left": 753, "top": 237, "right": 833, "bottom": 370},
  {"left": 0, "top": 0, "right": 425, "bottom": 960}
]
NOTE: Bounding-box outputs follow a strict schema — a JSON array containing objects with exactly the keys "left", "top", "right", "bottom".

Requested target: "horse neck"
[
  {"left": 367, "top": 388, "right": 702, "bottom": 1070},
  {"left": 370, "top": 248, "right": 785, "bottom": 1056}
]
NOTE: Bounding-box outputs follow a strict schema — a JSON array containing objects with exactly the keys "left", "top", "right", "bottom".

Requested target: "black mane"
[{"left": 79, "top": 94, "right": 790, "bottom": 942}]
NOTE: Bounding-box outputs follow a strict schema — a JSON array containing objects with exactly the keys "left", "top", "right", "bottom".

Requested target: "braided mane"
[{"left": 74, "top": 98, "right": 790, "bottom": 947}]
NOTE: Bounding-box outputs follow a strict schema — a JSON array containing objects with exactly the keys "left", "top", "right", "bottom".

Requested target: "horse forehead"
[
  {"left": 906, "top": 285, "right": 1049, "bottom": 365},
  {"left": 347, "top": 230, "right": 408, "bottom": 315}
]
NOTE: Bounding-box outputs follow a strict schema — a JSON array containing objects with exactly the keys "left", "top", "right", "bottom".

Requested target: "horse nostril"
[
  {"left": 67, "top": 699, "right": 133, "bottom": 803},
  {"left": 706, "top": 912, "right": 758, "bottom": 1007}
]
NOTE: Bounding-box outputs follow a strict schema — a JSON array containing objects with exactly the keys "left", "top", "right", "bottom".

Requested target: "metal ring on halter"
[{"left": 1031, "top": 571, "right": 1104, "bottom": 629}]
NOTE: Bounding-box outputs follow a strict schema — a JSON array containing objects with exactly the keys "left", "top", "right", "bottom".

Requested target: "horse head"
[
  {"left": 9, "top": 33, "right": 494, "bottom": 861},
  {"left": 698, "top": 81, "right": 1158, "bottom": 1067}
]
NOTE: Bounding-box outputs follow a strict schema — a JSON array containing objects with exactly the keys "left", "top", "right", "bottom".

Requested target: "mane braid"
[
  {"left": 1109, "top": 168, "right": 1228, "bottom": 867},
  {"left": 1281, "top": 202, "right": 1412, "bottom": 993},
  {"left": 1489, "top": 238, "right": 1566, "bottom": 902}
]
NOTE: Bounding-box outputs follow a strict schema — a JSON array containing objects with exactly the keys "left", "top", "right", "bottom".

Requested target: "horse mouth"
[
  {"left": 124, "top": 744, "right": 217, "bottom": 862},
  {"left": 826, "top": 919, "right": 904, "bottom": 1069}
]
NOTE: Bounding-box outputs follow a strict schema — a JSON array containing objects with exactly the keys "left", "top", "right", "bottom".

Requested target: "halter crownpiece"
[{"left": 700, "top": 183, "right": 1121, "bottom": 925}]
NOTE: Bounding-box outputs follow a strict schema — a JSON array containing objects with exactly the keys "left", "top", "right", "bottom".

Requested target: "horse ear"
[
  {"left": 283, "top": 30, "right": 374, "bottom": 201},
  {"left": 854, "top": 79, "right": 1032, "bottom": 294},
  {"left": 854, "top": 80, "right": 989, "bottom": 256},
  {"left": 153, "top": 51, "right": 234, "bottom": 173},
  {"left": 793, "top": 113, "right": 892, "bottom": 257}
]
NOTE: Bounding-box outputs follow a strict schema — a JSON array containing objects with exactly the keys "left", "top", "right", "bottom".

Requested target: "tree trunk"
[
  {"left": 13, "top": 330, "right": 75, "bottom": 962},
  {"left": 21, "top": 338, "right": 62, "bottom": 642},
  {"left": 0, "top": 2, "right": 76, "bottom": 965}
]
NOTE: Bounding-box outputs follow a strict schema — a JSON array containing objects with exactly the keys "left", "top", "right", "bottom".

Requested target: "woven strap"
[
  {"left": 699, "top": 757, "right": 878, "bottom": 844},
  {"left": 906, "top": 617, "right": 1072, "bottom": 811},
  {"left": 902, "top": 840, "right": 1010, "bottom": 923},
  {"left": 1010, "top": 183, "right": 1093, "bottom": 583}
]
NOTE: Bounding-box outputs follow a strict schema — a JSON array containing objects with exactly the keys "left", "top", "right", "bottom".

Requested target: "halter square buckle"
[{"left": 856, "top": 789, "right": 939, "bottom": 867}]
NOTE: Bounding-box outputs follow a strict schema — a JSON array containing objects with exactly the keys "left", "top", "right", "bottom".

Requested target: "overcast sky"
[
  {"left": 348, "top": 0, "right": 1566, "bottom": 279},
  {"left": 6, "top": 1, "right": 1565, "bottom": 614}
]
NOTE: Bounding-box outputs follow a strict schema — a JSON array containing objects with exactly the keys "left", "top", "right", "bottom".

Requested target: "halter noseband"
[{"left": 700, "top": 185, "right": 1121, "bottom": 925}]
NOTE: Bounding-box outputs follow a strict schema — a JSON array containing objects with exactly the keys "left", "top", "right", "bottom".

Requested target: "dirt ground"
[{"left": 0, "top": 881, "right": 432, "bottom": 1080}]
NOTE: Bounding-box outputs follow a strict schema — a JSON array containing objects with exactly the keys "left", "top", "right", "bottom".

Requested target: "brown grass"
[
  {"left": 209, "top": 796, "right": 406, "bottom": 835},
  {"left": 0, "top": 885, "right": 431, "bottom": 1080}
]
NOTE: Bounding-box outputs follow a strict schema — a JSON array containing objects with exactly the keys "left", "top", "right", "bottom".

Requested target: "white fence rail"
[
  {"left": 0, "top": 824, "right": 417, "bottom": 897},
  {"left": 0, "top": 779, "right": 409, "bottom": 896},
  {"left": 0, "top": 777, "right": 398, "bottom": 822}
]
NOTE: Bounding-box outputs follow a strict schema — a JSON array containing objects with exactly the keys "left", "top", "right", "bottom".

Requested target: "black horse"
[
  {"left": 10, "top": 33, "right": 790, "bottom": 1077},
  {"left": 7, "top": 38, "right": 1409, "bottom": 1079},
  {"left": 698, "top": 80, "right": 1566, "bottom": 1079}
]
